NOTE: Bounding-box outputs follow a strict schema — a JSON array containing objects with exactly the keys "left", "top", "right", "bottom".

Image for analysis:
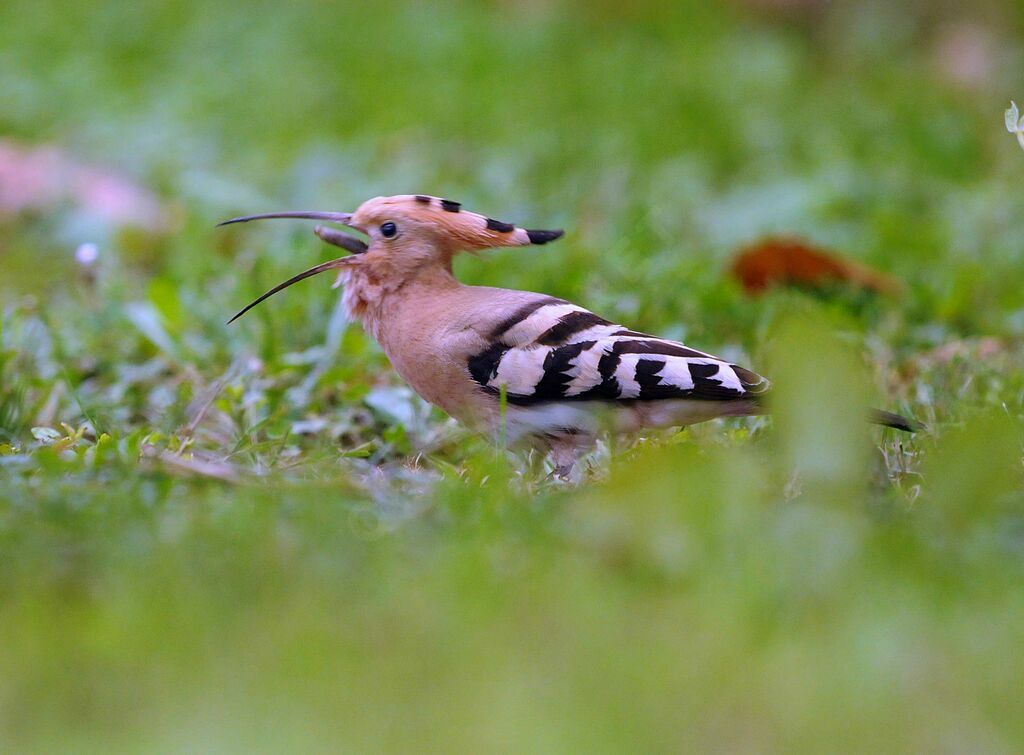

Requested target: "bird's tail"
[{"left": 868, "top": 408, "right": 921, "bottom": 432}]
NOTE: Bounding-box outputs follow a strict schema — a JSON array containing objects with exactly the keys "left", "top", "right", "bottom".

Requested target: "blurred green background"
[{"left": 2, "top": 0, "right": 1024, "bottom": 751}]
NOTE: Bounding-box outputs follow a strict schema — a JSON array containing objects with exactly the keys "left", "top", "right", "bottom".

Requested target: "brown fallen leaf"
[
  {"left": 730, "top": 237, "right": 903, "bottom": 296},
  {"left": 142, "top": 445, "right": 243, "bottom": 483}
]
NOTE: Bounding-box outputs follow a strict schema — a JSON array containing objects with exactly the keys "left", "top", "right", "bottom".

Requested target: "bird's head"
[
  {"left": 219, "top": 194, "right": 563, "bottom": 323},
  {"left": 348, "top": 194, "right": 563, "bottom": 254}
]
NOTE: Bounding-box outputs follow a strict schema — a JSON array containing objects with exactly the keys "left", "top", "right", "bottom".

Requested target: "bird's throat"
[{"left": 340, "top": 256, "right": 459, "bottom": 341}]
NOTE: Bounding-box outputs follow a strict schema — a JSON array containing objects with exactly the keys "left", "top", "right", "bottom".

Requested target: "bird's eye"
[{"left": 380, "top": 222, "right": 397, "bottom": 238}]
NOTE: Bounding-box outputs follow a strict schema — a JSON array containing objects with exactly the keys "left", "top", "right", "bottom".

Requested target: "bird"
[{"left": 219, "top": 194, "right": 915, "bottom": 474}]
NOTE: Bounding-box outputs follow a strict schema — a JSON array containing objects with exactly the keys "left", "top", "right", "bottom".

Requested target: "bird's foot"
[{"left": 550, "top": 462, "right": 576, "bottom": 481}]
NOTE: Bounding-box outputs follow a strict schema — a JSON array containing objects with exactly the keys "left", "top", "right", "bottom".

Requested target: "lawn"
[{"left": 2, "top": 0, "right": 1024, "bottom": 750}]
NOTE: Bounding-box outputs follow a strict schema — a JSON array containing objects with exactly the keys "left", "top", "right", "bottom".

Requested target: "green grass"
[{"left": 2, "top": 0, "right": 1024, "bottom": 750}]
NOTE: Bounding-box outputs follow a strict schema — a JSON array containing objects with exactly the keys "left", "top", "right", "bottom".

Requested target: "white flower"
[
  {"left": 75, "top": 242, "right": 99, "bottom": 266},
  {"left": 1006, "top": 102, "right": 1024, "bottom": 151}
]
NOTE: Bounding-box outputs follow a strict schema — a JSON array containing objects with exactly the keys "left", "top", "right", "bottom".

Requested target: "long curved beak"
[
  {"left": 219, "top": 210, "right": 366, "bottom": 324},
  {"left": 217, "top": 211, "right": 354, "bottom": 227},
  {"left": 227, "top": 256, "right": 356, "bottom": 324}
]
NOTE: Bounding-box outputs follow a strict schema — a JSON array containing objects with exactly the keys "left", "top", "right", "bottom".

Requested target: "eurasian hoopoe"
[{"left": 220, "top": 194, "right": 915, "bottom": 472}]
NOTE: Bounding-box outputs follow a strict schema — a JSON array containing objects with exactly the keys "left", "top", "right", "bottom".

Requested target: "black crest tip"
[{"left": 526, "top": 229, "right": 564, "bottom": 245}]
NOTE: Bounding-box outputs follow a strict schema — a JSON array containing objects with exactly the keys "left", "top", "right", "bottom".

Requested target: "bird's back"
[{"left": 370, "top": 276, "right": 769, "bottom": 440}]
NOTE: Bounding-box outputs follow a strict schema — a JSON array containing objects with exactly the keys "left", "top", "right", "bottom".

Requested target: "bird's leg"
[
  {"left": 547, "top": 434, "right": 588, "bottom": 482},
  {"left": 551, "top": 461, "right": 575, "bottom": 480}
]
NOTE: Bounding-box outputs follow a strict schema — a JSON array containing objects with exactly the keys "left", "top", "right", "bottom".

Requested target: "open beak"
[
  {"left": 218, "top": 210, "right": 364, "bottom": 324},
  {"left": 226, "top": 256, "right": 356, "bottom": 324}
]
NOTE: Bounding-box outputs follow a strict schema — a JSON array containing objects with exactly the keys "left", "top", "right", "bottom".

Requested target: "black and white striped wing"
[{"left": 468, "top": 298, "right": 770, "bottom": 405}]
